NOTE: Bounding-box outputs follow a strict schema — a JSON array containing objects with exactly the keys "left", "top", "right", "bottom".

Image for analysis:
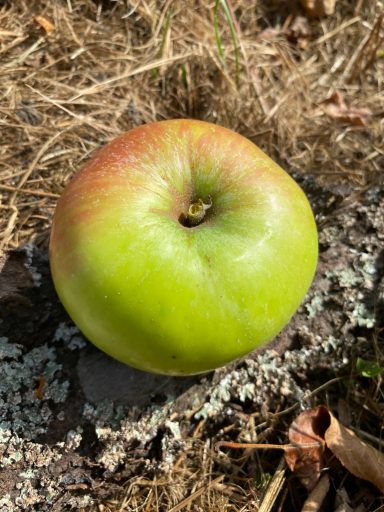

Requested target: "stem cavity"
[{"left": 179, "top": 196, "right": 213, "bottom": 228}]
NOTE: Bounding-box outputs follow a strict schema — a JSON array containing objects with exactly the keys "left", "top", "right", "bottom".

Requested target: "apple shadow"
[{"left": 77, "top": 347, "right": 201, "bottom": 408}]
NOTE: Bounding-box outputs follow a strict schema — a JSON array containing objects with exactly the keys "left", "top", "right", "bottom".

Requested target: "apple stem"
[{"left": 185, "top": 196, "right": 212, "bottom": 227}]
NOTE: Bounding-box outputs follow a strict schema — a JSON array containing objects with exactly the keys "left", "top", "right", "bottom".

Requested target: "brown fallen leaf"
[
  {"left": 325, "top": 411, "right": 384, "bottom": 494},
  {"left": 217, "top": 407, "right": 328, "bottom": 492},
  {"left": 300, "top": 0, "right": 337, "bottom": 16},
  {"left": 217, "top": 405, "right": 384, "bottom": 498},
  {"left": 286, "top": 406, "right": 329, "bottom": 490},
  {"left": 34, "top": 15, "right": 55, "bottom": 34},
  {"left": 319, "top": 90, "right": 372, "bottom": 126},
  {"left": 287, "top": 405, "right": 384, "bottom": 494}
]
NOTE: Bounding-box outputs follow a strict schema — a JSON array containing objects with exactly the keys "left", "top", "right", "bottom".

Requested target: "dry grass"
[
  {"left": 1, "top": 0, "right": 383, "bottom": 250},
  {"left": 1, "top": 0, "right": 384, "bottom": 510},
  {"left": 91, "top": 420, "right": 288, "bottom": 512}
]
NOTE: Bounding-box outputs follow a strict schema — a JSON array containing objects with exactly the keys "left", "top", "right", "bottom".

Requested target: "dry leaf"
[
  {"left": 288, "top": 405, "right": 384, "bottom": 495},
  {"left": 286, "top": 406, "right": 329, "bottom": 490},
  {"left": 320, "top": 91, "right": 372, "bottom": 126},
  {"left": 34, "top": 15, "right": 55, "bottom": 34},
  {"left": 300, "top": 0, "right": 337, "bottom": 16},
  {"left": 219, "top": 405, "right": 384, "bottom": 496},
  {"left": 325, "top": 411, "right": 384, "bottom": 493}
]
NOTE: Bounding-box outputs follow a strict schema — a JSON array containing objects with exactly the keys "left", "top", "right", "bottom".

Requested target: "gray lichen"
[
  {"left": 305, "top": 293, "right": 324, "bottom": 318},
  {"left": 0, "top": 332, "right": 73, "bottom": 509},
  {"left": 91, "top": 404, "right": 172, "bottom": 473},
  {"left": 0, "top": 495, "right": 14, "bottom": 512},
  {"left": 53, "top": 322, "right": 87, "bottom": 350},
  {"left": 23, "top": 243, "right": 42, "bottom": 287},
  {"left": 0, "top": 338, "right": 69, "bottom": 440},
  {"left": 195, "top": 334, "right": 346, "bottom": 421}
]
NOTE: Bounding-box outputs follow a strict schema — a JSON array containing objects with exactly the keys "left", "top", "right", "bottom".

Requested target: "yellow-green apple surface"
[{"left": 49, "top": 119, "right": 318, "bottom": 375}]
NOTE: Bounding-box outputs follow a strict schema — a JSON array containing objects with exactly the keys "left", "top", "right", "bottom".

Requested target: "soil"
[{"left": 0, "top": 176, "right": 383, "bottom": 511}]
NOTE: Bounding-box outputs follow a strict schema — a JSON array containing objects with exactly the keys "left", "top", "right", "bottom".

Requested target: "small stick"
[{"left": 215, "top": 440, "right": 322, "bottom": 452}]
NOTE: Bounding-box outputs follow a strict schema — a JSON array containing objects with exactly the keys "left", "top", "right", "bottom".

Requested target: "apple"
[{"left": 49, "top": 119, "right": 318, "bottom": 375}]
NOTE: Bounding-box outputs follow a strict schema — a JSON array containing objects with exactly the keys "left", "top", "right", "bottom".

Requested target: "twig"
[
  {"left": 301, "top": 474, "right": 330, "bottom": 512},
  {"left": 215, "top": 440, "right": 321, "bottom": 452},
  {"left": 271, "top": 376, "right": 350, "bottom": 420}
]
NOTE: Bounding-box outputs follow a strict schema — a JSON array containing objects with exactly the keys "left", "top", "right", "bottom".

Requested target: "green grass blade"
[
  {"left": 152, "top": 9, "right": 173, "bottom": 80},
  {"left": 214, "top": 0, "right": 241, "bottom": 86},
  {"left": 214, "top": 0, "right": 225, "bottom": 64}
]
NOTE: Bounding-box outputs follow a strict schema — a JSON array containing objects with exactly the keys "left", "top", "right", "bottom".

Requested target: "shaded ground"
[{"left": 1, "top": 0, "right": 384, "bottom": 510}]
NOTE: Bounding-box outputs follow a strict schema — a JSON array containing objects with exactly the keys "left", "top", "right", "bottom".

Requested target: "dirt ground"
[{"left": 1, "top": 1, "right": 383, "bottom": 511}]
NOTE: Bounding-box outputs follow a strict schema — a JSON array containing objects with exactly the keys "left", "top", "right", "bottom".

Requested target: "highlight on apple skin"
[{"left": 49, "top": 119, "right": 318, "bottom": 376}]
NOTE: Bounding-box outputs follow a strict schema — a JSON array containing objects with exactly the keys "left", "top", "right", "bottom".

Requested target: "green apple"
[{"left": 49, "top": 119, "right": 318, "bottom": 375}]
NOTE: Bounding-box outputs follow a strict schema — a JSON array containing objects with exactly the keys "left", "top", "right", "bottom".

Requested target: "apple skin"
[{"left": 49, "top": 119, "right": 318, "bottom": 375}]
